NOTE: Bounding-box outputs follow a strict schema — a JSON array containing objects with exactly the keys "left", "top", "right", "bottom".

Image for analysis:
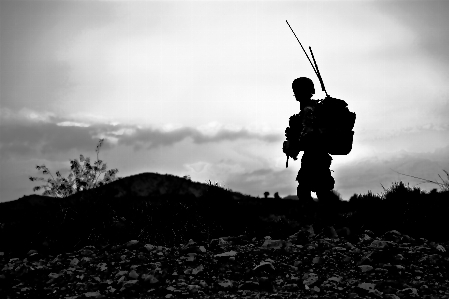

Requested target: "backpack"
[
  {"left": 314, "top": 96, "right": 356, "bottom": 155},
  {"left": 285, "top": 97, "right": 356, "bottom": 155}
]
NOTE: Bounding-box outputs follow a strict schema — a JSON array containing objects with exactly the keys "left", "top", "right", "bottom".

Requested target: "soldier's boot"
[
  {"left": 314, "top": 189, "right": 338, "bottom": 235},
  {"left": 335, "top": 226, "right": 351, "bottom": 240},
  {"left": 320, "top": 226, "right": 339, "bottom": 239}
]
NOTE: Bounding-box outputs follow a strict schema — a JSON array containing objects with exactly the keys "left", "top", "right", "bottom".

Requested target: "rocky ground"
[
  {"left": 3, "top": 172, "right": 448, "bottom": 298},
  {"left": 1, "top": 226, "right": 448, "bottom": 299}
]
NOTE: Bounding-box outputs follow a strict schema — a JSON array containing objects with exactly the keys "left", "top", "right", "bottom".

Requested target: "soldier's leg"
[
  {"left": 297, "top": 185, "right": 314, "bottom": 223},
  {"left": 296, "top": 183, "right": 311, "bottom": 200},
  {"left": 296, "top": 152, "right": 314, "bottom": 201},
  {"left": 296, "top": 154, "right": 316, "bottom": 224},
  {"left": 311, "top": 152, "right": 336, "bottom": 232},
  {"left": 315, "top": 190, "right": 338, "bottom": 228}
]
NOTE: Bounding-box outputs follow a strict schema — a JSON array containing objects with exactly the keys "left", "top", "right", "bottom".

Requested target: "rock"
[
  {"left": 128, "top": 270, "right": 139, "bottom": 279},
  {"left": 288, "top": 230, "right": 312, "bottom": 245},
  {"left": 336, "top": 226, "right": 351, "bottom": 239},
  {"left": 28, "top": 251, "right": 40, "bottom": 261},
  {"left": 322, "top": 226, "right": 339, "bottom": 239},
  {"left": 126, "top": 240, "right": 139, "bottom": 248},
  {"left": 0, "top": 223, "right": 447, "bottom": 299},
  {"left": 260, "top": 239, "right": 291, "bottom": 250}
]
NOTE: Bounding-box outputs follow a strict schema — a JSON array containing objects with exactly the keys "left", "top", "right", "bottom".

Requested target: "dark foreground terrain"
[{"left": 0, "top": 172, "right": 448, "bottom": 298}]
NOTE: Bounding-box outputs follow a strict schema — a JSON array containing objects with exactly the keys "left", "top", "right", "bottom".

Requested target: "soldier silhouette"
[{"left": 283, "top": 77, "right": 338, "bottom": 233}]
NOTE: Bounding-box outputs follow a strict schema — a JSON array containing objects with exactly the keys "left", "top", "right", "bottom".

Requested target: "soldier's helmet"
[{"left": 292, "top": 77, "right": 315, "bottom": 95}]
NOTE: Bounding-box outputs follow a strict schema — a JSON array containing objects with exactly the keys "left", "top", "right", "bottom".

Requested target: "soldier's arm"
[{"left": 301, "top": 107, "right": 316, "bottom": 135}]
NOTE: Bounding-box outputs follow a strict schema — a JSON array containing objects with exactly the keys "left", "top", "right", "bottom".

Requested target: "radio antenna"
[
  {"left": 286, "top": 20, "right": 319, "bottom": 78},
  {"left": 309, "top": 46, "right": 328, "bottom": 97},
  {"left": 286, "top": 20, "right": 329, "bottom": 96}
]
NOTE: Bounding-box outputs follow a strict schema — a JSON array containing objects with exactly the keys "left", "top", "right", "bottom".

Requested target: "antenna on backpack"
[
  {"left": 309, "top": 46, "right": 329, "bottom": 97},
  {"left": 286, "top": 20, "right": 329, "bottom": 97}
]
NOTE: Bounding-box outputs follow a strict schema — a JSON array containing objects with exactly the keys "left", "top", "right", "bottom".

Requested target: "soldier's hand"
[
  {"left": 283, "top": 140, "right": 290, "bottom": 154},
  {"left": 283, "top": 140, "right": 300, "bottom": 160}
]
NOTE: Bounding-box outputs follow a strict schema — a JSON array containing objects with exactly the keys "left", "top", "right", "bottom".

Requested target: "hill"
[
  {"left": 0, "top": 172, "right": 314, "bottom": 256},
  {"left": 1, "top": 172, "right": 448, "bottom": 259}
]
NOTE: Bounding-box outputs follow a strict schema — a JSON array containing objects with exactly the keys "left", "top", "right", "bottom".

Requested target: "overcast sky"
[{"left": 1, "top": 0, "right": 448, "bottom": 203}]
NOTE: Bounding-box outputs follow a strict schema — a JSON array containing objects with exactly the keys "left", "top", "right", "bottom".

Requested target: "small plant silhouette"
[
  {"left": 205, "top": 179, "right": 231, "bottom": 191},
  {"left": 264, "top": 191, "right": 270, "bottom": 198},
  {"left": 29, "top": 139, "right": 119, "bottom": 198},
  {"left": 388, "top": 168, "right": 449, "bottom": 192}
]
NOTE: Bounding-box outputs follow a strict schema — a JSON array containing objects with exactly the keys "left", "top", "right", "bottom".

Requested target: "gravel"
[{"left": 1, "top": 228, "right": 448, "bottom": 299}]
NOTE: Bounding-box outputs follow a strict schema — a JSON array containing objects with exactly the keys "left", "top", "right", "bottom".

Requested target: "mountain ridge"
[{"left": 0, "top": 172, "right": 256, "bottom": 213}]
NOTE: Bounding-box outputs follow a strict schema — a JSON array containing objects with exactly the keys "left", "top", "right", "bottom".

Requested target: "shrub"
[
  {"left": 205, "top": 179, "right": 233, "bottom": 193},
  {"left": 29, "top": 138, "right": 119, "bottom": 198},
  {"left": 389, "top": 168, "right": 449, "bottom": 192}
]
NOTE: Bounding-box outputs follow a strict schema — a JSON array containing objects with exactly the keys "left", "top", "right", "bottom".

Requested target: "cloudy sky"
[{"left": 1, "top": 0, "right": 448, "bottom": 203}]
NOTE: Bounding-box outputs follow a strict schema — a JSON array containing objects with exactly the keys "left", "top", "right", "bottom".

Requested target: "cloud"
[
  {"left": 335, "top": 145, "right": 449, "bottom": 200},
  {"left": 375, "top": 0, "right": 449, "bottom": 74},
  {"left": 1, "top": 107, "right": 448, "bottom": 203},
  {"left": 112, "top": 126, "right": 280, "bottom": 151},
  {"left": 2, "top": 1, "right": 449, "bottom": 203},
  {"left": 427, "top": 99, "right": 449, "bottom": 125},
  {"left": 216, "top": 145, "right": 449, "bottom": 201},
  {"left": 209, "top": 166, "right": 296, "bottom": 198},
  {"left": 0, "top": 108, "right": 281, "bottom": 161},
  {"left": 183, "top": 159, "right": 299, "bottom": 199},
  {"left": 0, "top": 1, "right": 117, "bottom": 111}
]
